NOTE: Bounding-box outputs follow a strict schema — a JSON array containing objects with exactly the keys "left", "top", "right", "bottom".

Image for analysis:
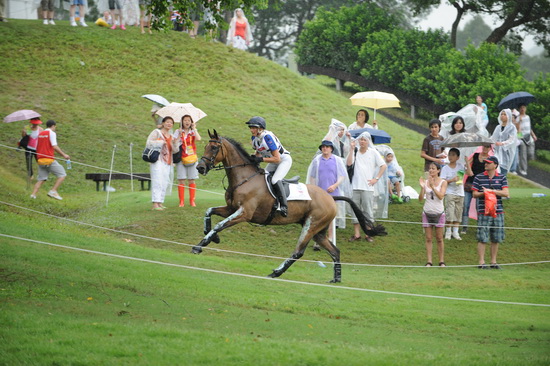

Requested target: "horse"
[{"left": 194, "top": 129, "right": 386, "bottom": 283}]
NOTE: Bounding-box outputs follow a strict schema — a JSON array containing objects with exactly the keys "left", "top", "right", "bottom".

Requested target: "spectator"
[
  {"left": 69, "top": 0, "right": 88, "bottom": 27},
  {"left": 41, "top": 0, "right": 55, "bottom": 25},
  {"left": 346, "top": 131, "right": 387, "bottom": 243},
  {"left": 440, "top": 148, "right": 465, "bottom": 240},
  {"left": 247, "top": 116, "right": 291, "bottom": 217},
  {"left": 139, "top": 0, "right": 151, "bottom": 34},
  {"left": 475, "top": 95, "right": 489, "bottom": 129},
  {"left": 472, "top": 156, "right": 509, "bottom": 269},
  {"left": 30, "top": 120, "right": 70, "bottom": 200},
  {"left": 322, "top": 119, "right": 351, "bottom": 160},
  {"left": 306, "top": 140, "right": 351, "bottom": 245},
  {"left": 385, "top": 152, "right": 403, "bottom": 203},
  {"left": 109, "top": 0, "right": 125, "bottom": 30},
  {"left": 461, "top": 145, "right": 492, "bottom": 234},
  {"left": 20, "top": 117, "right": 43, "bottom": 181},
  {"left": 150, "top": 104, "right": 163, "bottom": 128},
  {"left": 348, "top": 109, "right": 377, "bottom": 131},
  {"left": 227, "top": 8, "right": 252, "bottom": 50},
  {"left": 0, "top": 0, "right": 6, "bottom": 22},
  {"left": 516, "top": 104, "right": 537, "bottom": 176},
  {"left": 420, "top": 119, "right": 446, "bottom": 172},
  {"left": 174, "top": 115, "right": 201, "bottom": 207},
  {"left": 419, "top": 162, "right": 448, "bottom": 267},
  {"left": 491, "top": 109, "right": 517, "bottom": 176},
  {"left": 147, "top": 116, "right": 177, "bottom": 210}
]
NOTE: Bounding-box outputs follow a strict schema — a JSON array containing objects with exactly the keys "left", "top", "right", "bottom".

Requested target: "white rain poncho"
[
  {"left": 491, "top": 109, "right": 518, "bottom": 172},
  {"left": 439, "top": 104, "right": 489, "bottom": 139},
  {"left": 322, "top": 118, "right": 352, "bottom": 160},
  {"left": 350, "top": 132, "right": 389, "bottom": 219},
  {"left": 306, "top": 152, "right": 352, "bottom": 228}
]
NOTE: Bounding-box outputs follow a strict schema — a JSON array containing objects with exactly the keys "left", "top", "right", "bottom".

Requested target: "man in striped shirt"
[{"left": 472, "top": 156, "right": 509, "bottom": 269}]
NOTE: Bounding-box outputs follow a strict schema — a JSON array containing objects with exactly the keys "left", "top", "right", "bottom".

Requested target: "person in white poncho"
[
  {"left": 491, "top": 109, "right": 517, "bottom": 176},
  {"left": 306, "top": 140, "right": 352, "bottom": 246},
  {"left": 346, "top": 131, "right": 387, "bottom": 243}
]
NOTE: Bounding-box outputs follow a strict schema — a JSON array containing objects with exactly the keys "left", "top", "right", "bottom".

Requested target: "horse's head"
[{"left": 197, "top": 129, "right": 224, "bottom": 175}]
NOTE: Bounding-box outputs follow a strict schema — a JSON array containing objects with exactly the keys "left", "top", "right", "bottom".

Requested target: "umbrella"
[
  {"left": 141, "top": 94, "right": 170, "bottom": 107},
  {"left": 156, "top": 102, "right": 207, "bottom": 123},
  {"left": 497, "top": 91, "right": 536, "bottom": 110},
  {"left": 350, "top": 91, "right": 401, "bottom": 120},
  {"left": 4, "top": 109, "right": 41, "bottom": 123},
  {"left": 440, "top": 132, "right": 494, "bottom": 148},
  {"left": 349, "top": 127, "right": 391, "bottom": 144}
]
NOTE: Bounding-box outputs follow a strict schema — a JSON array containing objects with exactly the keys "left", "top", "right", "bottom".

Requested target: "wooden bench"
[{"left": 85, "top": 173, "right": 151, "bottom": 191}]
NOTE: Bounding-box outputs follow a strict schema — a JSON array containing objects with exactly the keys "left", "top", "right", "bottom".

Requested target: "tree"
[
  {"left": 148, "top": 0, "right": 267, "bottom": 31},
  {"left": 404, "top": 0, "right": 550, "bottom": 53}
]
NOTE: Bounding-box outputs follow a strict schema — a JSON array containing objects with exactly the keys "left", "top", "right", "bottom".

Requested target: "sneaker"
[
  {"left": 43, "top": 19, "right": 48, "bottom": 25},
  {"left": 120, "top": 24, "right": 126, "bottom": 30},
  {"left": 30, "top": 194, "right": 36, "bottom": 199},
  {"left": 391, "top": 194, "right": 399, "bottom": 200},
  {"left": 47, "top": 190, "right": 63, "bottom": 200},
  {"left": 451, "top": 233, "right": 462, "bottom": 241},
  {"left": 49, "top": 19, "right": 56, "bottom": 25},
  {"left": 70, "top": 20, "right": 77, "bottom": 26},
  {"left": 445, "top": 232, "right": 451, "bottom": 240},
  {"left": 460, "top": 228, "right": 467, "bottom": 235},
  {"left": 519, "top": 170, "right": 527, "bottom": 176},
  {"left": 478, "top": 264, "right": 489, "bottom": 270},
  {"left": 509, "top": 171, "right": 518, "bottom": 175},
  {"left": 80, "top": 21, "right": 88, "bottom": 27},
  {"left": 397, "top": 197, "right": 403, "bottom": 203},
  {"left": 490, "top": 263, "right": 501, "bottom": 270}
]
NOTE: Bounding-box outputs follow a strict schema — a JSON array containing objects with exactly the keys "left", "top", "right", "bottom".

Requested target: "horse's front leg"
[
  {"left": 202, "top": 206, "right": 233, "bottom": 244},
  {"left": 192, "top": 207, "right": 246, "bottom": 254}
]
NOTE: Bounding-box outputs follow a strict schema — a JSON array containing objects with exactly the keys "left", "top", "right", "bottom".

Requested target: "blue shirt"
[{"left": 472, "top": 171, "right": 508, "bottom": 215}]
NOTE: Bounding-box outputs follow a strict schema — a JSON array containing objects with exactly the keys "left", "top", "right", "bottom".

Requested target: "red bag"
[{"left": 484, "top": 191, "right": 497, "bottom": 218}]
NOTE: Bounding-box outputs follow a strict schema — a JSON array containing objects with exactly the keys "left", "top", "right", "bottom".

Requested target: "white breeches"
[
  {"left": 265, "top": 153, "right": 292, "bottom": 184},
  {"left": 150, "top": 160, "right": 171, "bottom": 203}
]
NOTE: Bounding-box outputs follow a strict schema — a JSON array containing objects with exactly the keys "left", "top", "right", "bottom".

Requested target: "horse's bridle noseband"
[{"left": 199, "top": 138, "right": 223, "bottom": 171}]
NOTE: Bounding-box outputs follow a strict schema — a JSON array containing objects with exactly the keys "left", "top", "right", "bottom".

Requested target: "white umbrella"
[
  {"left": 141, "top": 94, "right": 170, "bottom": 107},
  {"left": 156, "top": 102, "right": 207, "bottom": 123}
]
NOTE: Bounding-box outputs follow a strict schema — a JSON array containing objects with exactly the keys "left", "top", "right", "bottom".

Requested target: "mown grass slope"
[{"left": 1, "top": 20, "right": 549, "bottom": 365}]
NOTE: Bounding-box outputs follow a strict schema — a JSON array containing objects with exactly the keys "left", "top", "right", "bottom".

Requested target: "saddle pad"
[{"left": 287, "top": 183, "right": 312, "bottom": 201}]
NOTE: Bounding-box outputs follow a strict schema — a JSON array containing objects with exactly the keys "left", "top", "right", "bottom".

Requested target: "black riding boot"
[{"left": 273, "top": 180, "right": 288, "bottom": 217}]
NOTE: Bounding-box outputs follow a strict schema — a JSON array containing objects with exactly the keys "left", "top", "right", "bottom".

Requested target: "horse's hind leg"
[
  {"left": 313, "top": 232, "right": 341, "bottom": 283},
  {"left": 268, "top": 216, "right": 315, "bottom": 279}
]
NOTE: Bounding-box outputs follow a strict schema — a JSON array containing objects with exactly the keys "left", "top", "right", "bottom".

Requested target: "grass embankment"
[{"left": 1, "top": 20, "right": 549, "bottom": 365}]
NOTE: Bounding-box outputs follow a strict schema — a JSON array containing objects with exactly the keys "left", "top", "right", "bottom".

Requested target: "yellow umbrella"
[{"left": 350, "top": 91, "right": 400, "bottom": 120}]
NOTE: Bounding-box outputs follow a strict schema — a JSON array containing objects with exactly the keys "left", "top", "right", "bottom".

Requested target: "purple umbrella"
[{"left": 3, "top": 109, "right": 41, "bottom": 123}]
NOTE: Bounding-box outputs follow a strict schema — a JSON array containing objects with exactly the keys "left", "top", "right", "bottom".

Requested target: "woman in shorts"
[{"left": 419, "top": 162, "right": 448, "bottom": 267}]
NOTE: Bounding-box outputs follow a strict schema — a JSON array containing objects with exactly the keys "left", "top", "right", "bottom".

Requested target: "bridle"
[{"left": 199, "top": 137, "right": 259, "bottom": 171}]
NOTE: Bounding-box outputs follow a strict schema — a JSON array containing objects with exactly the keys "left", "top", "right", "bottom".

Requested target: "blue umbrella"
[
  {"left": 349, "top": 127, "right": 391, "bottom": 144},
  {"left": 497, "top": 91, "right": 536, "bottom": 110}
]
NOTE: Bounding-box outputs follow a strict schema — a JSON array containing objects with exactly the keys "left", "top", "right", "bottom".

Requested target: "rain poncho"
[
  {"left": 439, "top": 104, "right": 489, "bottom": 139},
  {"left": 491, "top": 109, "right": 518, "bottom": 172},
  {"left": 227, "top": 9, "right": 253, "bottom": 50},
  {"left": 322, "top": 118, "right": 352, "bottom": 160},
  {"left": 306, "top": 152, "right": 352, "bottom": 227},
  {"left": 349, "top": 132, "right": 389, "bottom": 219}
]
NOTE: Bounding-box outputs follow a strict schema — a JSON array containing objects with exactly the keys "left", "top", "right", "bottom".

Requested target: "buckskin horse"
[{"left": 194, "top": 130, "right": 386, "bottom": 282}]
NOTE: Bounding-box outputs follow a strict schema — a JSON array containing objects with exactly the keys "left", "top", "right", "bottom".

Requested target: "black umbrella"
[{"left": 497, "top": 91, "right": 536, "bottom": 110}]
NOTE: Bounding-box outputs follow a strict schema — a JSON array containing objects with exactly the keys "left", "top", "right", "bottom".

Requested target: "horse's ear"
[
  {"left": 213, "top": 129, "right": 219, "bottom": 139},
  {"left": 208, "top": 129, "right": 213, "bottom": 138}
]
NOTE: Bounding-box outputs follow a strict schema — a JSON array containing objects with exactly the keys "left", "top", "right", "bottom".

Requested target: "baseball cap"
[
  {"left": 30, "top": 118, "right": 42, "bottom": 125},
  {"left": 484, "top": 156, "right": 499, "bottom": 165}
]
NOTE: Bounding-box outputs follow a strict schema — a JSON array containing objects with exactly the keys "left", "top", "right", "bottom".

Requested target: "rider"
[{"left": 246, "top": 116, "right": 292, "bottom": 217}]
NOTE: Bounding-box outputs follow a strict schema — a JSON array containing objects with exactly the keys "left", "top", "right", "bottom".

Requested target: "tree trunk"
[
  {"left": 450, "top": 2, "right": 466, "bottom": 49},
  {"left": 485, "top": 1, "right": 531, "bottom": 44}
]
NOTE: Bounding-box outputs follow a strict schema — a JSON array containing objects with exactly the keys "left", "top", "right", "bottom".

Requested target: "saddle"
[{"left": 265, "top": 173, "right": 300, "bottom": 198}]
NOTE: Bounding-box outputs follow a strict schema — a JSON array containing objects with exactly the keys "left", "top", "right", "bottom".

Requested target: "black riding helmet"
[{"left": 245, "top": 116, "right": 266, "bottom": 130}]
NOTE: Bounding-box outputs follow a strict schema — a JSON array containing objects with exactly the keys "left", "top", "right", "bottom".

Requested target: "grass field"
[{"left": 1, "top": 20, "right": 549, "bottom": 365}]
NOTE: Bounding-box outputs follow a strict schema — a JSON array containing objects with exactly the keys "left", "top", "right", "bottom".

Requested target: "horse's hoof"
[
  {"left": 267, "top": 271, "right": 280, "bottom": 278},
  {"left": 191, "top": 246, "right": 203, "bottom": 254},
  {"left": 212, "top": 234, "right": 220, "bottom": 244},
  {"left": 329, "top": 278, "right": 341, "bottom": 283}
]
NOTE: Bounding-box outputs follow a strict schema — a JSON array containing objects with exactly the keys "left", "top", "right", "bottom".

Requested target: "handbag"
[
  {"left": 173, "top": 148, "right": 182, "bottom": 164},
  {"left": 142, "top": 147, "right": 160, "bottom": 163},
  {"left": 424, "top": 211, "right": 443, "bottom": 225},
  {"left": 182, "top": 154, "right": 198, "bottom": 166}
]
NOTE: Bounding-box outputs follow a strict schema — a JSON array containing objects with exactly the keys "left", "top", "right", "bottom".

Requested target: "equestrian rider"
[{"left": 246, "top": 116, "right": 292, "bottom": 217}]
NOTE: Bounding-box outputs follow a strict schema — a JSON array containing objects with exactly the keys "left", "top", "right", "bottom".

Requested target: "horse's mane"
[{"left": 223, "top": 137, "right": 255, "bottom": 164}]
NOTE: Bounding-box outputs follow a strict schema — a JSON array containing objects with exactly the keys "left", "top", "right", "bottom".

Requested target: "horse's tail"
[{"left": 332, "top": 196, "right": 387, "bottom": 237}]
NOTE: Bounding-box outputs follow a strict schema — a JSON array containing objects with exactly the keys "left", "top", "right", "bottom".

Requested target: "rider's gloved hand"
[{"left": 250, "top": 155, "right": 263, "bottom": 163}]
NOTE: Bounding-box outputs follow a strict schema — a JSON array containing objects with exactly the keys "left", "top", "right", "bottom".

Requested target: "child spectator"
[
  {"left": 420, "top": 119, "right": 446, "bottom": 172},
  {"left": 385, "top": 152, "right": 403, "bottom": 203},
  {"left": 440, "top": 148, "right": 465, "bottom": 240}
]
